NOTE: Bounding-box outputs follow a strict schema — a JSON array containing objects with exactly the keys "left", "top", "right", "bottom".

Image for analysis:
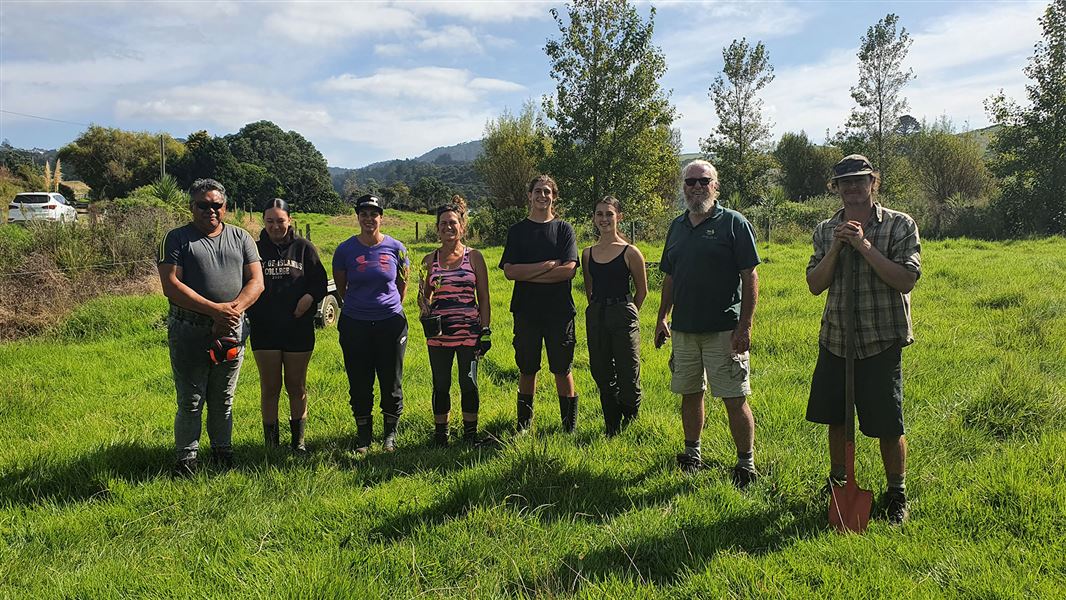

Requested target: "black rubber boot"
[
  {"left": 355, "top": 417, "right": 372, "bottom": 454},
  {"left": 601, "top": 391, "right": 622, "bottom": 437},
  {"left": 517, "top": 393, "right": 534, "bottom": 432},
  {"left": 433, "top": 422, "right": 449, "bottom": 447},
  {"left": 172, "top": 456, "right": 197, "bottom": 478},
  {"left": 463, "top": 419, "right": 478, "bottom": 443},
  {"left": 263, "top": 422, "right": 280, "bottom": 448},
  {"left": 560, "top": 395, "right": 578, "bottom": 434},
  {"left": 619, "top": 403, "right": 639, "bottom": 432},
  {"left": 383, "top": 417, "right": 398, "bottom": 452},
  {"left": 289, "top": 418, "right": 307, "bottom": 453}
]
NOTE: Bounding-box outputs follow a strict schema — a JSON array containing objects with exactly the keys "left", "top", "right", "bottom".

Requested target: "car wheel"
[{"left": 317, "top": 295, "right": 340, "bottom": 328}]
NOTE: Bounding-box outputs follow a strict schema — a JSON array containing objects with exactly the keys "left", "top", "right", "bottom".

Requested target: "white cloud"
[
  {"left": 419, "top": 24, "right": 483, "bottom": 52},
  {"left": 659, "top": 2, "right": 811, "bottom": 77},
  {"left": 319, "top": 67, "right": 524, "bottom": 104},
  {"left": 907, "top": 4, "right": 1043, "bottom": 75},
  {"left": 263, "top": 2, "right": 418, "bottom": 44},
  {"left": 321, "top": 107, "right": 494, "bottom": 162},
  {"left": 409, "top": 1, "right": 546, "bottom": 23},
  {"left": 115, "top": 81, "right": 333, "bottom": 132},
  {"left": 374, "top": 43, "right": 409, "bottom": 57}
]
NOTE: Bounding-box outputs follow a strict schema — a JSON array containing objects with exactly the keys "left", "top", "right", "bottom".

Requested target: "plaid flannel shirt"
[{"left": 807, "top": 204, "right": 921, "bottom": 359}]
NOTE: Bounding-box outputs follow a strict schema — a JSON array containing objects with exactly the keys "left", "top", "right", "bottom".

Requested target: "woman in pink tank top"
[{"left": 418, "top": 196, "right": 492, "bottom": 446}]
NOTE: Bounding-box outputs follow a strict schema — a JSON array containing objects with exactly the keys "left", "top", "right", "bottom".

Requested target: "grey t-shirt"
[{"left": 158, "top": 223, "right": 260, "bottom": 303}]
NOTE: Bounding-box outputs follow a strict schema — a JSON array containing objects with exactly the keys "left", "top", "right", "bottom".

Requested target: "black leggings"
[
  {"left": 428, "top": 345, "right": 480, "bottom": 416},
  {"left": 338, "top": 313, "right": 407, "bottom": 421}
]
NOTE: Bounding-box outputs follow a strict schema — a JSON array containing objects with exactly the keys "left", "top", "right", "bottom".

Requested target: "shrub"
[
  {"left": 0, "top": 203, "right": 181, "bottom": 339},
  {"left": 467, "top": 206, "right": 528, "bottom": 245}
]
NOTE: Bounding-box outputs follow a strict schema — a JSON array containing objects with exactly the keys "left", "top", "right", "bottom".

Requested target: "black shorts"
[
  {"left": 512, "top": 313, "right": 576, "bottom": 376},
  {"left": 249, "top": 316, "right": 316, "bottom": 353},
  {"left": 806, "top": 343, "right": 905, "bottom": 438}
]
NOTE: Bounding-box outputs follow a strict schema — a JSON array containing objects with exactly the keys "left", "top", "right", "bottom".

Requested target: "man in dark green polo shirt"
[{"left": 655, "top": 160, "right": 761, "bottom": 487}]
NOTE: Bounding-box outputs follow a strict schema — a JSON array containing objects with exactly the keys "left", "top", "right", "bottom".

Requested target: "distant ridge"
[{"left": 415, "top": 139, "right": 483, "bottom": 164}]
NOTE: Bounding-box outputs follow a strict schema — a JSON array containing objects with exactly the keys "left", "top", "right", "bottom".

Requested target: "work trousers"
[
  {"left": 428, "top": 344, "right": 480, "bottom": 416},
  {"left": 585, "top": 301, "right": 642, "bottom": 430},
  {"left": 338, "top": 313, "right": 407, "bottom": 421},
  {"left": 168, "top": 312, "right": 246, "bottom": 461}
]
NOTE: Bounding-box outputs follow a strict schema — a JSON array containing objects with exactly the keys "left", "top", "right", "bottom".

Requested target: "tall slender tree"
[
  {"left": 844, "top": 13, "right": 914, "bottom": 186},
  {"left": 702, "top": 38, "right": 776, "bottom": 206},
  {"left": 543, "top": 0, "right": 676, "bottom": 218},
  {"left": 985, "top": 0, "right": 1066, "bottom": 235},
  {"left": 43, "top": 161, "right": 52, "bottom": 193},
  {"left": 474, "top": 101, "right": 552, "bottom": 209}
]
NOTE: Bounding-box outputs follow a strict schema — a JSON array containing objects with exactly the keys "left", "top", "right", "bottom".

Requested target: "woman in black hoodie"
[{"left": 247, "top": 199, "right": 328, "bottom": 451}]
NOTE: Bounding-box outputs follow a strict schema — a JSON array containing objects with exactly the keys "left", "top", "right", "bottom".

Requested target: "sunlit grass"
[{"left": 1, "top": 236, "right": 1064, "bottom": 597}]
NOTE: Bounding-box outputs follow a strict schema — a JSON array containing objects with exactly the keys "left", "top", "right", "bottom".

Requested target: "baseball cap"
[
  {"left": 831, "top": 154, "right": 875, "bottom": 179},
  {"left": 354, "top": 194, "right": 384, "bottom": 213}
]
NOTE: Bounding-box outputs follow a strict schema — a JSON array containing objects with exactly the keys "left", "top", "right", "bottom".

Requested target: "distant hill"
[
  {"left": 960, "top": 124, "right": 1001, "bottom": 157},
  {"left": 329, "top": 139, "right": 487, "bottom": 201},
  {"left": 415, "top": 139, "right": 483, "bottom": 164}
]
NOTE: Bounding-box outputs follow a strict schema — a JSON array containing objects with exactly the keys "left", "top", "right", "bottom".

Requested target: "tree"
[
  {"left": 226, "top": 121, "right": 341, "bottom": 214},
  {"left": 902, "top": 118, "right": 993, "bottom": 236},
  {"left": 411, "top": 176, "right": 453, "bottom": 211},
  {"left": 543, "top": 0, "right": 677, "bottom": 218},
  {"left": 702, "top": 38, "right": 776, "bottom": 205},
  {"left": 985, "top": 0, "right": 1066, "bottom": 235},
  {"left": 474, "top": 101, "right": 552, "bottom": 209},
  {"left": 59, "top": 126, "right": 186, "bottom": 200},
  {"left": 844, "top": 13, "right": 914, "bottom": 187},
  {"left": 773, "top": 131, "right": 843, "bottom": 200}
]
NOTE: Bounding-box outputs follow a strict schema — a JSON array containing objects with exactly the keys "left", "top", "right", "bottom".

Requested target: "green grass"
[{"left": 1, "top": 236, "right": 1065, "bottom": 597}]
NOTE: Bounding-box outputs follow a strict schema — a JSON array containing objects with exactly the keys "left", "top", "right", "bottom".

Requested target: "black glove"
[{"left": 476, "top": 327, "right": 492, "bottom": 357}]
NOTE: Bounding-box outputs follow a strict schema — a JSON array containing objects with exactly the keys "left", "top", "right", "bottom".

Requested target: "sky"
[{"left": 0, "top": 0, "right": 1049, "bottom": 169}]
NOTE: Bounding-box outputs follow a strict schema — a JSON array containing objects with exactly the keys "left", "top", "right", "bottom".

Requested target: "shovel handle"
[{"left": 843, "top": 248, "right": 857, "bottom": 446}]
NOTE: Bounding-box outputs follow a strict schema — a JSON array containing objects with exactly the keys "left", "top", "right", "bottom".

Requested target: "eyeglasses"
[
  {"left": 195, "top": 201, "right": 225, "bottom": 212},
  {"left": 684, "top": 177, "right": 713, "bottom": 187}
]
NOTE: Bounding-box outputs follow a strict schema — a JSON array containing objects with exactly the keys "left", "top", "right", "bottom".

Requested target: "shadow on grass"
[
  {"left": 370, "top": 441, "right": 690, "bottom": 541},
  {"left": 0, "top": 440, "right": 173, "bottom": 506},
  {"left": 523, "top": 493, "right": 826, "bottom": 594},
  {"left": 0, "top": 418, "right": 516, "bottom": 507}
]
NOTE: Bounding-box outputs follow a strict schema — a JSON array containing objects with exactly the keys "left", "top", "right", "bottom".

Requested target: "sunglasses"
[
  {"left": 195, "top": 201, "right": 225, "bottom": 211},
  {"left": 684, "top": 177, "right": 713, "bottom": 187}
]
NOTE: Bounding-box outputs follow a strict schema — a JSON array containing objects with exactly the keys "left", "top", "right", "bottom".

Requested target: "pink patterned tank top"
[{"left": 427, "top": 248, "right": 480, "bottom": 347}]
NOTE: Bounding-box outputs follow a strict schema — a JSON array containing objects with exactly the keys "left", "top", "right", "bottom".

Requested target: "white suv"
[{"left": 7, "top": 192, "right": 78, "bottom": 224}]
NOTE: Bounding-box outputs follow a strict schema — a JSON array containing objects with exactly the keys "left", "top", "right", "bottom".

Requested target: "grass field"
[{"left": 1, "top": 224, "right": 1064, "bottom": 597}]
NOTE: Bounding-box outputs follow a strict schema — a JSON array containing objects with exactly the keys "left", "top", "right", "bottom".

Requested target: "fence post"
[
  {"left": 415, "top": 222, "right": 419, "bottom": 242},
  {"left": 630, "top": 221, "right": 636, "bottom": 243},
  {"left": 305, "top": 223, "right": 311, "bottom": 241}
]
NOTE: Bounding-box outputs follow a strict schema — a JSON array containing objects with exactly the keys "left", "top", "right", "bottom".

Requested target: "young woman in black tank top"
[{"left": 580, "top": 196, "right": 649, "bottom": 436}]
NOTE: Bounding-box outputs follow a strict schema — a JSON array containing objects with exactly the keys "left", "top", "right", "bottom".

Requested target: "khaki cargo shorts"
[{"left": 669, "top": 329, "right": 751, "bottom": 398}]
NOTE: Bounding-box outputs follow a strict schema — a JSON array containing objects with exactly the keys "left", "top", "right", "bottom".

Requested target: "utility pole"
[{"left": 159, "top": 135, "right": 166, "bottom": 178}]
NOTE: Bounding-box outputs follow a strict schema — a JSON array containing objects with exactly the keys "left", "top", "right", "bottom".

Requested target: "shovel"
[{"left": 829, "top": 247, "right": 873, "bottom": 533}]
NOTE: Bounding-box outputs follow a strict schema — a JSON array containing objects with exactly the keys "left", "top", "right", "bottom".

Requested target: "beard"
[{"left": 685, "top": 194, "right": 714, "bottom": 214}]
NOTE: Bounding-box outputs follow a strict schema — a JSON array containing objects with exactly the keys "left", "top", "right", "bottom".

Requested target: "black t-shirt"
[{"left": 499, "top": 218, "right": 579, "bottom": 317}]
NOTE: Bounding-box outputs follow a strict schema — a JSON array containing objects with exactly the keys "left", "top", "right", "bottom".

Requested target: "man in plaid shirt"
[{"left": 805, "top": 154, "right": 921, "bottom": 525}]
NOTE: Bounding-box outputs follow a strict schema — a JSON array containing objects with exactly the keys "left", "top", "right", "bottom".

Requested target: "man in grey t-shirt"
[{"left": 157, "top": 178, "right": 263, "bottom": 476}]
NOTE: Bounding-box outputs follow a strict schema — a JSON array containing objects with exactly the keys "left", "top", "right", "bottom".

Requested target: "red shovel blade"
[{"left": 829, "top": 441, "right": 872, "bottom": 533}]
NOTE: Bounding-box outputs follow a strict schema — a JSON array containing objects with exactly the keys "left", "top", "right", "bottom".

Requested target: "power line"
[{"left": 0, "top": 110, "right": 90, "bottom": 127}]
